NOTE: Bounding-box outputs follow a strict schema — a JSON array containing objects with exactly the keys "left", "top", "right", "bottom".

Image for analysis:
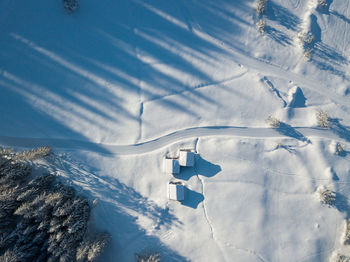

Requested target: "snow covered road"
[{"left": 0, "top": 125, "right": 345, "bottom": 155}]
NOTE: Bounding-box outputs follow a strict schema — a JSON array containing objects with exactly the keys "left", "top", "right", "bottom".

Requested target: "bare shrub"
[
  {"left": 297, "top": 31, "right": 315, "bottom": 46},
  {"left": 316, "top": 110, "right": 330, "bottom": 128},
  {"left": 63, "top": 0, "right": 79, "bottom": 13},
  {"left": 317, "top": 186, "right": 335, "bottom": 206},
  {"left": 256, "top": 19, "right": 266, "bottom": 33},
  {"left": 256, "top": 0, "right": 267, "bottom": 15},
  {"left": 304, "top": 34, "right": 315, "bottom": 44},
  {"left": 318, "top": 0, "right": 328, "bottom": 7},
  {"left": 267, "top": 116, "right": 281, "bottom": 128},
  {"left": 303, "top": 49, "right": 313, "bottom": 60},
  {"left": 137, "top": 253, "right": 161, "bottom": 262},
  {"left": 335, "top": 143, "right": 345, "bottom": 155}
]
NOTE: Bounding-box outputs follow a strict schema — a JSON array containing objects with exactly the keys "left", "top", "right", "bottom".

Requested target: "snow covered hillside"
[{"left": 1, "top": 0, "right": 350, "bottom": 261}]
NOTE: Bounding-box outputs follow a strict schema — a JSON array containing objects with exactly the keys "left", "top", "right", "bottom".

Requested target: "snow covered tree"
[
  {"left": 316, "top": 110, "right": 330, "bottom": 128},
  {"left": 136, "top": 253, "right": 161, "bottom": 262},
  {"left": 13, "top": 146, "right": 51, "bottom": 162},
  {"left": 0, "top": 148, "right": 109, "bottom": 262},
  {"left": 318, "top": 0, "right": 328, "bottom": 7},
  {"left": 266, "top": 116, "right": 281, "bottom": 127},
  {"left": 334, "top": 254, "right": 350, "bottom": 262},
  {"left": 256, "top": 0, "right": 267, "bottom": 15},
  {"left": 316, "top": 186, "right": 335, "bottom": 206},
  {"left": 63, "top": 0, "right": 79, "bottom": 13},
  {"left": 76, "top": 233, "right": 111, "bottom": 262},
  {"left": 256, "top": 19, "right": 266, "bottom": 33}
]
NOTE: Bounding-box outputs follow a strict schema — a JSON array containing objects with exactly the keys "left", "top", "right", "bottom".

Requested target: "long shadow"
[
  {"left": 265, "top": 1, "right": 301, "bottom": 31},
  {"left": 313, "top": 42, "right": 348, "bottom": 66},
  {"left": 307, "top": 14, "right": 349, "bottom": 78},
  {"left": 0, "top": 81, "right": 112, "bottom": 154},
  {"left": 276, "top": 122, "right": 310, "bottom": 142},
  {"left": 265, "top": 25, "right": 292, "bottom": 46},
  {"left": 330, "top": 118, "right": 350, "bottom": 142},
  {"left": 335, "top": 192, "right": 350, "bottom": 218},
  {"left": 331, "top": 10, "right": 350, "bottom": 24},
  {"left": 50, "top": 154, "right": 188, "bottom": 261},
  {"left": 0, "top": 0, "right": 255, "bottom": 144}
]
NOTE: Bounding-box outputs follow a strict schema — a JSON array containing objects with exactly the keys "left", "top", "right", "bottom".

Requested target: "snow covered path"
[{"left": 0, "top": 125, "right": 345, "bottom": 155}]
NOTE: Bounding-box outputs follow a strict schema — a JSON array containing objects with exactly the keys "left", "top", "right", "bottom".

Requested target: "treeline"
[{"left": 0, "top": 147, "right": 109, "bottom": 262}]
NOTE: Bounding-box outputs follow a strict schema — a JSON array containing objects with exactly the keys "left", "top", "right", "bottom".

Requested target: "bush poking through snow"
[
  {"left": 136, "top": 253, "right": 161, "bottom": 262},
  {"left": 256, "top": 19, "right": 266, "bottom": 33},
  {"left": 256, "top": 0, "right": 267, "bottom": 15},
  {"left": 317, "top": 186, "right": 335, "bottom": 206},
  {"left": 63, "top": 0, "right": 79, "bottom": 13},
  {"left": 316, "top": 111, "right": 330, "bottom": 128},
  {"left": 267, "top": 116, "right": 281, "bottom": 128}
]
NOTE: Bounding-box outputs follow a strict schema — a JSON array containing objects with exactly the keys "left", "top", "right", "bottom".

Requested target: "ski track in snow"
[{"left": 0, "top": 126, "right": 347, "bottom": 155}]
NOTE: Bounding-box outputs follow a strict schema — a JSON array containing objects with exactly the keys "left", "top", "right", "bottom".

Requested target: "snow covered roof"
[
  {"left": 164, "top": 158, "right": 180, "bottom": 174},
  {"left": 168, "top": 182, "right": 185, "bottom": 201},
  {"left": 179, "top": 150, "right": 195, "bottom": 167}
]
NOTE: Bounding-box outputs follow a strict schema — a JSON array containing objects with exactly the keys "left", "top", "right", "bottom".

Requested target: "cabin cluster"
[{"left": 164, "top": 150, "right": 195, "bottom": 202}]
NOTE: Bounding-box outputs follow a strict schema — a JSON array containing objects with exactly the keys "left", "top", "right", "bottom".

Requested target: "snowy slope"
[{"left": 1, "top": 0, "right": 350, "bottom": 261}]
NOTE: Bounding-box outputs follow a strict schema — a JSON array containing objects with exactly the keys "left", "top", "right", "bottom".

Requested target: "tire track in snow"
[{"left": 0, "top": 126, "right": 345, "bottom": 155}]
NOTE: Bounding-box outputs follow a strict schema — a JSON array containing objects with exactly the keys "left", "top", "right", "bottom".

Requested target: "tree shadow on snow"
[
  {"left": 265, "top": 25, "right": 292, "bottom": 46},
  {"left": 0, "top": 0, "right": 258, "bottom": 146},
  {"left": 335, "top": 192, "right": 350, "bottom": 218},
  {"left": 49, "top": 155, "right": 188, "bottom": 262},
  {"left": 330, "top": 118, "right": 350, "bottom": 143},
  {"left": 276, "top": 123, "right": 310, "bottom": 143},
  {"left": 330, "top": 10, "right": 350, "bottom": 24},
  {"left": 265, "top": 1, "right": 301, "bottom": 31},
  {"left": 307, "top": 14, "right": 349, "bottom": 79}
]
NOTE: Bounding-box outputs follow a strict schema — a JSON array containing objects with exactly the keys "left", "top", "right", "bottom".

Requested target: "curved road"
[{"left": 0, "top": 126, "right": 345, "bottom": 155}]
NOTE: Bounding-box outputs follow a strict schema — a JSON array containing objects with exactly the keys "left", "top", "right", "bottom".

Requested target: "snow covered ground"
[{"left": 1, "top": 0, "right": 350, "bottom": 261}]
